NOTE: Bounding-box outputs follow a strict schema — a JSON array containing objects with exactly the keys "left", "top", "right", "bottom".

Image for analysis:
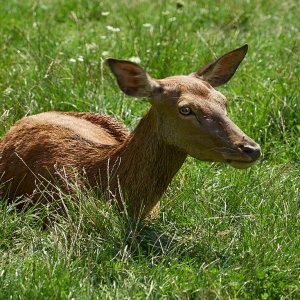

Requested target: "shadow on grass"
[{"left": 0, "top": 190, "right": 215, "bottom": 266}]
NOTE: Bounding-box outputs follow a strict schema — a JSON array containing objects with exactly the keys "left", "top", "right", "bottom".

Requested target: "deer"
[{"left": 0, "top": 45, "right": 261, "bottom": 219}]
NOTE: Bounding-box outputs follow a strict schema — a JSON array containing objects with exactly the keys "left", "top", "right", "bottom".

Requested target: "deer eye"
[{"left": 179, "top": 106, "right": 191, "bottom": 115}]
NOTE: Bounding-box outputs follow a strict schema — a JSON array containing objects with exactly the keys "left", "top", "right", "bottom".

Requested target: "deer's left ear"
[{"left": 193, "top": 44, "right": 248, "bottom": 87}]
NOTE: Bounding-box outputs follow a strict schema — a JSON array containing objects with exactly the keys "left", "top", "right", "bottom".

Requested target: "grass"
[{"left": 0, "top": 0, "right": 299, "bottom": 298}]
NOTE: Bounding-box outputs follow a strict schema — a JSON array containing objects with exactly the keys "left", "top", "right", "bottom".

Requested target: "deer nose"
[{"left": 238, "top": 143, "right": 261, "bottom": 160}]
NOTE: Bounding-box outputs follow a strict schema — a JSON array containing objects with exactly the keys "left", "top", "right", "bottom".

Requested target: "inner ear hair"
[
  {"left": 194, "top": 44, "right": 248, "bottom": 87},
  {"left": 107, "top": 58, "right": 158, "bottom": 98}
]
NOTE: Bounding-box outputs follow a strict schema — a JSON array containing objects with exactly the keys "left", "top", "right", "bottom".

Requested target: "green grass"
[{"left": 1, "top": 0, "right": 299, "bottom": 298}]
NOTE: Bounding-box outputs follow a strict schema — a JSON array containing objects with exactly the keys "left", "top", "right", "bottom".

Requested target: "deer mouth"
[{"left": 226, "top": 159, "right": 257, "bottom": 169}]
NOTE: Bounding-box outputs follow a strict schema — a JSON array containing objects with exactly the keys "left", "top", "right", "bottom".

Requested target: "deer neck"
[{"left": 109, "top": 107, "right": 187, "bottom": 218}]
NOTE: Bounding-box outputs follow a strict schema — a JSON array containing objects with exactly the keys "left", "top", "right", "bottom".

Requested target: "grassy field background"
[{"left": 0, "top": 0, "right": 299, "bottom": 298}]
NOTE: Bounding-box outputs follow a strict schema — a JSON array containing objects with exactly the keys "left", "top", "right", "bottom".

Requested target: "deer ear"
[
  {"left": 193, "top": 44, "right": 248, "bottom": 87},
  {"left": 107, "top": 59, "right": 159, "bottom": 98}
]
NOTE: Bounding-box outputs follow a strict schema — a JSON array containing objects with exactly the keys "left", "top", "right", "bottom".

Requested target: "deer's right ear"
[
  {"left": 193, "top": 45, "right": 248, "bottom": 87},
  {"left": 107, "top": 59, "right": 159, "bottom": 98}
]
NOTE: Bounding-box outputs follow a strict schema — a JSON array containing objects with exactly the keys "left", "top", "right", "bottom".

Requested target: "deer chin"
[{"left": 226, "top": 159, "right": 257, "bottom": 169}]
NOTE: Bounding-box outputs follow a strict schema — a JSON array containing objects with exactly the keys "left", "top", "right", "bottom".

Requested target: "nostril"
[
  {"left": 243, "top": 146, "right": 254, "bottom": 154},
  {"left": 239, "top": 144, "right": 261, "bottom": 159}
]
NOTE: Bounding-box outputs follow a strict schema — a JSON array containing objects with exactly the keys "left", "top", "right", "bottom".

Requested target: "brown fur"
[
  {"left": 0, "top": 110, "right": 184, "bottom": 217},
  {"left": 0, "top": 45, "right": 261, "bottom": 219}
]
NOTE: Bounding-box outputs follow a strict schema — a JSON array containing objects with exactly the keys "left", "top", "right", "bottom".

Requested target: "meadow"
[{"left": 0, "top": 0, "right": 299, "bottom": 298}]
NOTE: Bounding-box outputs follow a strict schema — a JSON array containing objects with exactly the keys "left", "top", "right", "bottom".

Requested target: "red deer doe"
[{"left": 0, "top": 45, "right": 261, "bottom": 218}]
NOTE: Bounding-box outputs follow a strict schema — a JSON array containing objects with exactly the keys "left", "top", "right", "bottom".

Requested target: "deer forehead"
[{"left": 158, "top": 75, "right": 227, "bottom": 111}]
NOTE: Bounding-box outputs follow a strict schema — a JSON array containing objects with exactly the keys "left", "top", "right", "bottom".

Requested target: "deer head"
[{"left": 107, "top": 45, "right": 261, "bottom": 169}]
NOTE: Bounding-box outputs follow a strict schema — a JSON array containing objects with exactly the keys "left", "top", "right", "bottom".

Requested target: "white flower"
[
  {"left": 106, "top": 25, "right": 120, "bottom": 32},
  {"left": 69, "top": 58, "right": 76, "bottom": 63},
  {"left": 100, "top": 35, "right": 107, "bottom": 39},
  {"left": 128, "top": 56, "right": 141, "bottom": 64},
  {"left": 102, "top": 51, "right": 109, "bottom": 56},
  {"left": 101, "top": 11, "right": 110, "bottom": 16},
  {"left": 86, "top": 43, "right": 98, "bottom": 50},
  {"left": 3, "top": 87, "right": 13, "bottom": 96},
  {"left": 143, "top": 23, "right": 152, "bottom": 28},
  {"left": 169, "top": 17, "right": 176, "bottom": 22},
  {"left": 77, "top": 55, "right": 84, "bottom": 62}
]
